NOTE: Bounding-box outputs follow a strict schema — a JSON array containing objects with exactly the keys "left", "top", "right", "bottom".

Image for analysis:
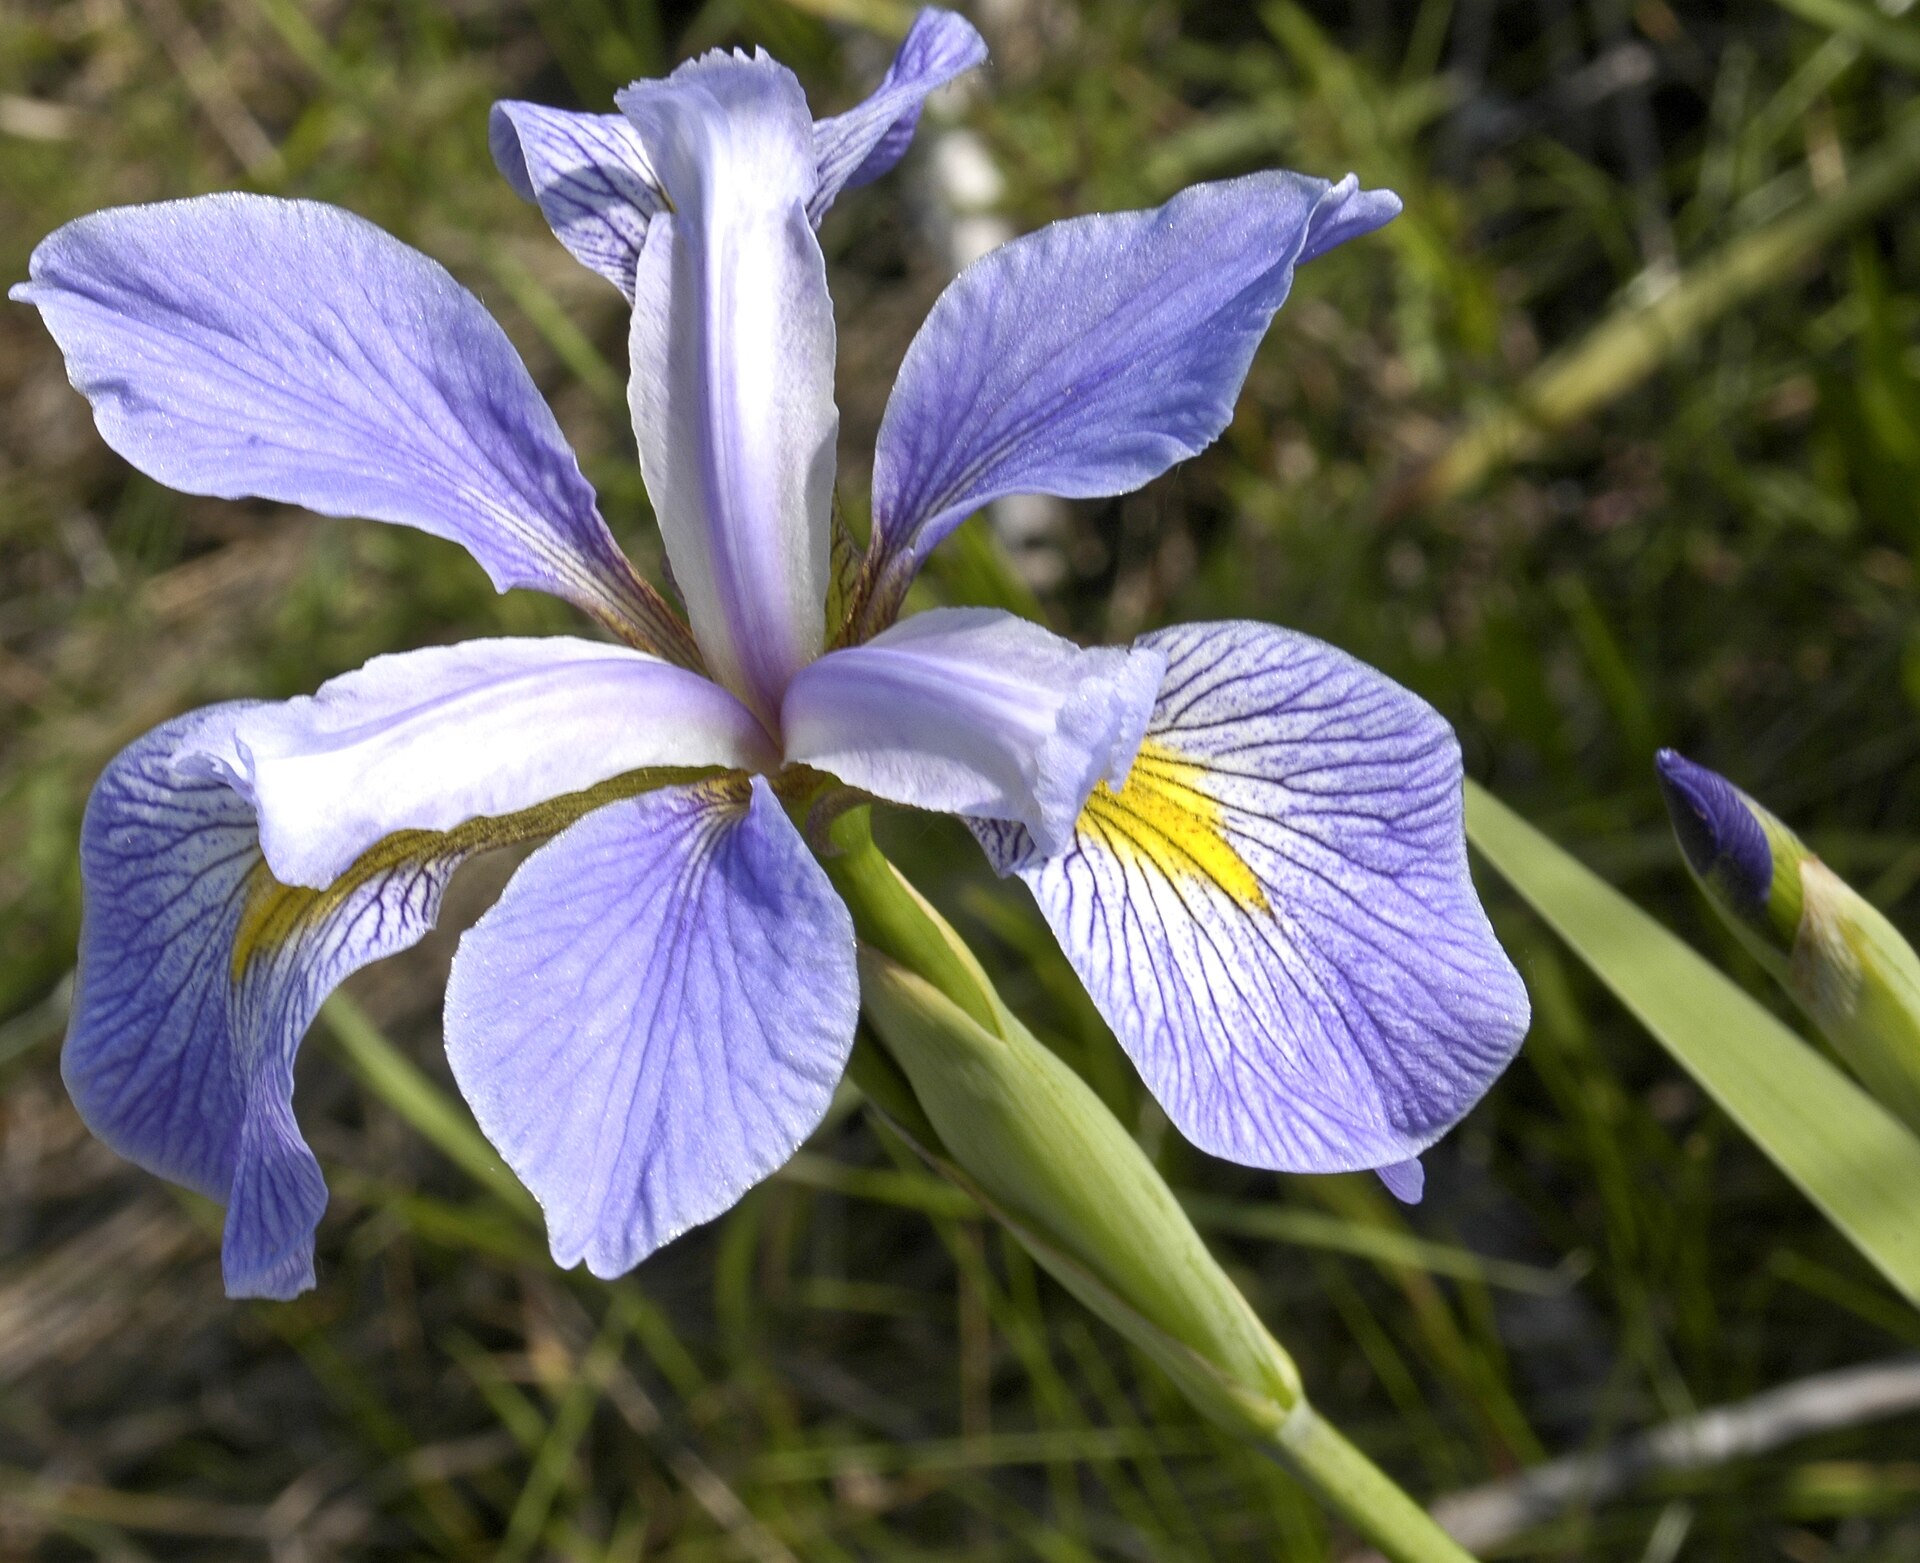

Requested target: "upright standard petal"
[
  {"left": 444, "top": 778, "right": 859, "bottom": 1278},
  {"left": 783, "top": 608, "right": 1164, "bottom": 854},
  {"left": 622, "top": 53, "right": 839, "bottom": 720},
  {"left": 13, "top": 195, "right": 691, "bottom": 659},
  {"left": 495, "top": 8, "right": 986, "bottom": 285},
  {"left": 865, "top": 174, "right": 1400, "bottom": 609},
  {"left": 976, "top": 621, "right": 1529, "bottom": 1175},
  {"left": 490, "top": 103, "right": 663, "bottom": 299},
  {"left": 183, "top": 636, "right": 776, "bottom": 891},
  {"left": 64, "top": 708, "right": 469, "bottom": 1298},
  {"left": 809, "top": 8, "right": 988, "bottom": 221}
]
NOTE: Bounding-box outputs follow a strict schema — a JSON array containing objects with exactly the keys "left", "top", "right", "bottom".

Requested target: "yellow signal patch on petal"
[
  {"left": 1078, "top": 739, "right": 1267, "bottom": 912},
  {"left": 230, "top": 830, "right": 442, "bottom": 982},
  {"left": 230, "top": 766, "right": 731, "bottom": 980}
]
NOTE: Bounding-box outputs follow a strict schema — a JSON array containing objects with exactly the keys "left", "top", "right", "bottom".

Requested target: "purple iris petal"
[
  {"left": 621, "top": 53, "right": 839, "bottom": 721},
  {"left": 1376, "top": 1158, "right": 1425, "bottom": 1203},
  {"left": 809, "top": 7, "right": 988, "bottom": 221},
  {"left": 65, "top": 707, "right": 469, "bottom": 1299},
  {"left": 975, "top": 620, "right": 1529, "bottom": 1175},
  {"left": 12, "top": 195, "right": 689, "bottom": 656},
  {"left": 33, "top": 16, "right": 1481, "bottom": 1295},
  {"left": 1654, "top": 748, "right": 1773, "bottom": 911},
  {"left": 182, "top": 636, "right": 773, "bottom": 891},
  {"left": 444, "top": 777, "right": 858, "bottom": 1278},
  {"left": 494, "top": 7, "right": 984, "bottom": 284},
  {"left": 784, "top": 608, "right": 1164, "bottom": 855},
  {"left": 489, "top": 102, "right": 664, "bottom": 299},
  {"left": 868, "top": 173, "right": 1400, "bottom": 598}
]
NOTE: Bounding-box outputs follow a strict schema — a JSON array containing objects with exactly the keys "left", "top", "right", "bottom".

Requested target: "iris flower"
[{"left": 16, "top": 10, "right": 1527, "bottom": 1300}]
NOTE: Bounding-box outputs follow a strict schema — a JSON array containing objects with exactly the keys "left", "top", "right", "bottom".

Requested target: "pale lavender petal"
[
  {"left": 489, "top": 102, "right": 663, "bottom": 299},
  {"left": 496, "top": 10, "right": 986, "bottom": 286},
  {"left": 975, "top": 621, "right": 1528, "bottom": 1175},
  {"left": 783, "top": 608, "right": 1163, "bottom": 855},
  {"left": 12, "top": 195, "right": 689, "bottom": 655},
  {"left": 182, "top": 636, "right": 775, "bottom": 891},
  {"left": 868, "top": 174, "right": 1400, "bottom": 597},
  {"left": 444, "top": 778, "right": 858, "bottom": 1278},
  {"left": 64, "top": 707, "right": 469, "bottom": 1298},
  {"left": 1376, "top": 1158, "right": 1424, "bottom": 1203},
  {"left": 809, "top": 8, "right": 988, "bottom": 221},
  {"left": 622, "top": 52, "right": 839, "bottom": 721}
]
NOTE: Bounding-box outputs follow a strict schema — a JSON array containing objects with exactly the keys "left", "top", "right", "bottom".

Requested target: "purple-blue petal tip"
[
  {"left": 1654, "top": 748, "right": 1771, "bottom": 909},
  {"left": 1376, "top": 1158, "right": 1424, "bottom": 1204},
  {"left": 1298, "top": 178, "right": 1402, "bottom": 264}
]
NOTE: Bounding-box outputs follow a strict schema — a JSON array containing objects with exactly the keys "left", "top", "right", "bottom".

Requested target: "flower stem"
[
  {"left": 1275, "top": 1403, "right": 1478, "bottom": 1563},
  {"left": 819, "top": 803, "right": 1001, "bottom": 1034},
  {"left": 820, "top": 806, "right": 1477, "bottom": 1563}
]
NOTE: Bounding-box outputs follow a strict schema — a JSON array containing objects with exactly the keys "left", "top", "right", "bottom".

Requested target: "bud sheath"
[
  {"left": 1657, "top": 749, "right": 1920, "bottom": 1134},
  {"left": 820, "top": 806, "right": 1478, "bottom": 1563}
]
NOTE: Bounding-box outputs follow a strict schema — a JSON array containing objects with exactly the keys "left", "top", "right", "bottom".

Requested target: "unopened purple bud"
[{"left": 1654, "top": 748, "right": 1774, "bottom": 913}]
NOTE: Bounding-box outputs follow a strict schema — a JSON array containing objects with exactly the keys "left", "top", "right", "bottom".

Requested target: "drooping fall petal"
[
  {"left": 976, "top": 621, "right": 1528, "bottom": 1175},
  {"left": 444, "top": 778, "right": 859, "bottom": 1277},
  {"left": 867, "top": 174, "right": 1399, "bottom": 608},
  {"left": 64, "top": 708, "right": 473, "bottom": 1298}
]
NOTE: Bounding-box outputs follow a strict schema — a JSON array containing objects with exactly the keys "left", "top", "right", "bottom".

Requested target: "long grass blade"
[
  {"left": 1771, "top": 0, "right": 1920, "bottom": 75},
  {"left": 320, "top": 993, "right": 535, "bottom": 1218},
  {"left": 1401, "top": 110, "right": 1920, "bottom": 509},
  {"left": 1464, "top": 782, "right": 1920, "bottom": 1306}
]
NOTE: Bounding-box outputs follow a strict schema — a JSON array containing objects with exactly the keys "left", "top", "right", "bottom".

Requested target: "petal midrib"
[{"left": 253, "top": 655, "right": 665, "bottom": 758}]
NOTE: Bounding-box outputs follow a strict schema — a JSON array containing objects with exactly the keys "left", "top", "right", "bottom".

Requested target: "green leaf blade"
[{"left": 1466, "top": 781, "right": 1920, "bottom": 1306}]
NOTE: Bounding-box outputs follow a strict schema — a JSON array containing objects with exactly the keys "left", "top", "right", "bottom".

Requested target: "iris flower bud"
[
  {"left": 821, "top": 806, "right": 1302, "bottom": 1429},
  {"left": 815, "top": 802, "right": 1484, "bottom": 1562},
  {"left": 1656, "top": 749, "right": 1920, "bottom": 1135}
]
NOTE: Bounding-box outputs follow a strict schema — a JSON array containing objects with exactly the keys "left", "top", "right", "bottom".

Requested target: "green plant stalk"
[
  {"left": 821, "top": 806, "right": 1476, "bottom": 1563},
  {"left": 1404, "top": 107, "right": 1920, "bottom": 508},
  {"left": 1797, "top": 866, "right": 1920, "bottom": 1136},
  {"left": 1686, "top": 804, "right": 1920, "bottom": 1139},
  {"left": 854, "top": 948, "right": 1301, "bottom": 1421},
  {"left": 1797, "top": 864, "right": 1920, "bottom": 1129}
]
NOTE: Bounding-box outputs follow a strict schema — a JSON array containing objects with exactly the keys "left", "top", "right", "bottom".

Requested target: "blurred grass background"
[{"left": 5, "top": 0, "right": 1920, "bottom": 1557}]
